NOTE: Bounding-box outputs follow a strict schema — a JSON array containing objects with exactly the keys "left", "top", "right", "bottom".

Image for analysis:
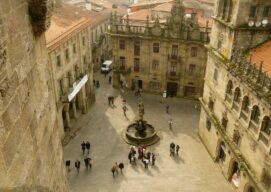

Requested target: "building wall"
[
  {"left": 199, "top": 0, "right": 271, "bottom": 191},
  {"left": 110, "top": 35, "right": 207, "bottom": 98},
  {"left": 48, "top": 25, "right": 94, "bottom": 135},
  {"left": 0, "top": 0, "right": 68, "bottom": 191}
]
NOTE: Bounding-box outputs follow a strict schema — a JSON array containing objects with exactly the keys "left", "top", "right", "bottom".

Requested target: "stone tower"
[
  {"left": 0, "top": 0, "right": 68, "bottom": 191},
  {"left": 198, "top": 0, "right": 271, "bottom": 191},
  {"left": 210, "top": 0, "right": 271, "bottom": 59}
]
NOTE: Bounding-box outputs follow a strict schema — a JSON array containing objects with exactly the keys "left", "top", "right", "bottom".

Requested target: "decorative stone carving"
[{"left": 28, "top": 0, "right": 54, "bottom": 36}]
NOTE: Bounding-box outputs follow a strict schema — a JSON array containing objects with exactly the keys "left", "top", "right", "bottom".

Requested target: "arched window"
[
  {"left": 233, "top": 88, "right": 241, "bottom": 103},
  {"left": 247, "top": 186, "right": 255, "bottom": 192},
  {"left": 261, "top": 116, "right": 271, "bottom": 136},
  {"left": 251, "top": 105, "right": 260, "bottom": 124},
  {"left": 226, "top": 80, "right": 233, "bottom": 95},
  {"left": 241, "top": 96, "right": 250, "bottom": 112}
]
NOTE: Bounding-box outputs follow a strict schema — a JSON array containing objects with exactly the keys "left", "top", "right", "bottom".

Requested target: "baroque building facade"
[
  {"left": 198, "top": 0, "right": 271, "bottom": 191},
  {"left": 0, "top": 0, "right": 68, "bottom": 191},
  {"left": 108, "top": 0, "right": 210, "bottom": 98}
]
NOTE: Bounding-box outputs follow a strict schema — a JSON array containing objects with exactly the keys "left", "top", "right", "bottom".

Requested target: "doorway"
[
  {"left": 138, "top": 80, "right": 143, "bottom": 89},
  {"left": 167, "top": 82, "right": 178, "bottom": 97}
]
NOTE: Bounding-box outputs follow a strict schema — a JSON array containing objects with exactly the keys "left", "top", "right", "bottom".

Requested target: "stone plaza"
[{"left": 64, "top": 73, "right": 235, "bottom": 192}]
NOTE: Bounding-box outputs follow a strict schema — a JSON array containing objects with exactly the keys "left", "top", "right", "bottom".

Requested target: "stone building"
[
  {"left": 108, "top": 0, "right": 211, "bottom": 97},
  {"left": 198, "top": 0, "right": 271, "bottom": 191},
  {"left": 46, "top": 4, "right": 94, "bottom": 135},
  {"left": 0, "top": 0, "right": 68, "bottom": 191}
]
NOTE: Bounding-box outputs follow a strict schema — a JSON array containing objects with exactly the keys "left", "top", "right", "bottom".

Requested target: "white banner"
[{"left": 68, "top": 74, "right": 88, "bottom": 102}]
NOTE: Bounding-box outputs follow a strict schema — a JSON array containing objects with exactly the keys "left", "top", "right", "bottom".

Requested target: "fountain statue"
[{"left": 123, "top": 98, "right": 160, "bottom": 146}]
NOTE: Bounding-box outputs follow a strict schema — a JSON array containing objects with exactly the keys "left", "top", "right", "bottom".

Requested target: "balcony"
[
  {"left": 259, "top": 131, "right": 270, "bottom": 146},
  {"left": 166, "top": 72, "right": 180, "bottom": 81},
  {"left": 249, "top": 120, "right": 259, "bottom": 133},
  {"left": 168, "top": 54, "right": 182, "bottom": 62},
  {"left": 114, "top": 66, "right": 131, "bottom": 75}
]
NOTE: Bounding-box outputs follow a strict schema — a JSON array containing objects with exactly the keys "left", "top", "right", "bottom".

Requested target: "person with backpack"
[{"left": 118, "top": 162, "right": 124, "bottom": 174}]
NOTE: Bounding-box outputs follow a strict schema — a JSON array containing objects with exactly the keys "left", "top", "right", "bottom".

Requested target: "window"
[
  {"left": 82, "top": 36, "right": 86, "bottom": 46},
  {"left": 59, "top": 79, "right": 64, "bottom": 94},
  {"left": 249, "top": 5, "right": 257, "bottom": 18},
  {"left": 233, "top": 130, "right": 241, "bottom": 146},
  {"left": 134, "top": 40, "right": 140, "bottom": 56},
  {"left": 189, "top": 64, "right": 196, "bottom": 75},
  {"left": 170, "top": 62, "right": 177, "bottom": 75},
  {"left": 149, "top": 81, "right": 160, "bottom": 90},
  {"left": 119, "top": 56, "right": 126, "bottom": 70},
  {"left": 83, "top": 55, "right": 87, "bottom": 64},
  {"left": 153, "top": 43, "right": 159, "bottom": 53},
  {"left": 152, "top": 60, "right": 159, "bottom": 70},
  {"left": 171, "top": 45, "right": 178, "bottom": 59},
  {"left": 221, "top": 0, "right": 228, "bottom": 19},
  {"left": 233, "top": 88, "right": 241, "bottom": 103},
  {"left": 213, "top": 68, "right": 218, "bottom": 81},
  {"left": 65, "top": 48, "right": 69, "bottom": 62},
  {"left": 119, "top": 40, "right": 125, "bottom": 50},
  {"left": 263, "top": 6, "right": 270, "bottom": 17},
  {"left": 68, "top": 72, "right": 73, "bottom": 87},
  {"left": 73, "top": 43, "right": 76, "bottom": 54},
  {"left": 208, "top": 97, "right": 214, "bottom": 111},
  {"left": 191, "top": 47, "right": 198, "bottom": 57},
  {"left": 221, "top": 117, "right": 228, "bottom": 129},
  {"left": 56, "top": 55, "right": 61, "bottom": 66},
  {"left": 226, "top": 80, "right": 233, "bottom": 95},
  {"left": 241, "top": 96, "right": 250, "bottom": 112},
  {"left": 206, "top": 118, "right": 212, "bottom": 131},
  {"left": 251, "top": 105, "right": 260, "bottom": 124},
  {"left": 261, "top": 116, "right": 271, "bottom": 136},
  {"left": 134, "top": 58, "right": 140, "bottom": 72}
]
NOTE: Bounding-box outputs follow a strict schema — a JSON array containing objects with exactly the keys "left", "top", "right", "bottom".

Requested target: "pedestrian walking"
[
  {"left": 120, "top": 80, "right": 123, "bottom": 88},
  {"left": 109, "top": 75, "right": 112, "bottom": 84},
  {"left": 176, "top": 145, "right": 180, "bottom": 155},
  {"left": 86, "top": 141, "right": 90, "bottom": 154},
  {"left": 168, "top": 119, "right": 173, "bottom": 130},
  {"left": 65, "top": 160, "right": 71, "bottom": 172},
  {"left": 166, "top": 105, "right": 169, "bottom": 114},
  {"left": 114, "top": 162, "right": 119, "bottom": 175},
  {"left": 75, "top": 160, "right": 80, "bottom": 173},
  {"left": 93, "top": 79, "right": 96, "bottom": 85},
  {"left": 81, "top": 141, "right": 86, "bottom": 155},
  {"left": 84, "top": 157, "right": 92, "bottom": 170},
  {"left": 119, "top": 162, "right": 124, "bottom": 174},
  {"left": 111, "top": 166, "right": 116, "bottom": 177},
  {"left": 122, "top": 105, "right": 128, "bottom": 117},
  {"left": 96, "top": 80, "right": 100, "bottom": 88},
  {"left": 128, "top": 152, "right": 132, "bottom": 163},
  {"left": 170, "top": 142, "right": 175, "bottom": 156},
  {"left": 151, "top": 153, "right": 156, "bottom": 166},
  {"left": 143, "top": 158, "right": 149, "bottom": 169}
]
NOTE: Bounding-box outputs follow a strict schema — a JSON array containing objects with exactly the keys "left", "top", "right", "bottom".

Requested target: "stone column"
[
  {"left": 72, "top": 99, "right": 78, "bottom": 119},
  {"left": 63, "top": 105, "right": 71, "bottom": 130}
]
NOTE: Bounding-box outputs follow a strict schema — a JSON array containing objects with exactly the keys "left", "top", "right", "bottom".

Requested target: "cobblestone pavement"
[{"left": 63, "top": 72, "right": 234, "bottom": 192}]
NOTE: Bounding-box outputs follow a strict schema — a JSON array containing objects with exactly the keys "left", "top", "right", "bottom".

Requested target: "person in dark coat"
[
  {"left": 151, "top": 153, "right": 156, "bottom": 166},
  {"left": 176, "top": 145, "right": 180, "bottom": 155},
  {"left": 81, "top": 141, "right": 86, "bottom": 155},
  {"left": 166, "top": 105, "right": 169, "bottom": 114},
  {"left": 75, "top": 160, "right": 80, "bottom": 173},
  {"left": 109, "top": 76, "right": 112, "bottom": 84},
  {"left": 86, "top": 141, "right": 91, "bottom": 154},
  {"left": 119, "top": 162, "right": 124, "bottom": 174},
  {"left": 84, "top": 157, "right": 92, "bottom": 170},
  {"left": 96, "top": 80, "right": 100, "bottom": 88},
  {"left": 66, "top": 160, "right": 71, "bottom": 172}
]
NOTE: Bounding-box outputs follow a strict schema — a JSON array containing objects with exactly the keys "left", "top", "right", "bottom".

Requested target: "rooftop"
[
  {"left": 250, "top": 40, "right": 271, "bottom": 76},
  {"left": 45, "top": 3, "right": 126, "bottom": 50}
]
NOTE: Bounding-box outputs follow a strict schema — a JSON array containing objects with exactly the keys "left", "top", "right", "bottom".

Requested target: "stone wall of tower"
[{"left": 0, "top": 0, "right": 68, "bottom": 191}]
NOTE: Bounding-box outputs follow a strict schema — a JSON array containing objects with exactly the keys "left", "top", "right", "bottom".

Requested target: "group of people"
[
  {"left": 170, "top": 142, "right": 180, "bottom": 156},
  {"left": 111, "top": 162, "right": 124, "bottom": 177},
  {"left": 128, "top": 145, "right": 156, "bottom": 169},
  {"left": 65, "top": 141, "right": 92, "bottom": 174}
]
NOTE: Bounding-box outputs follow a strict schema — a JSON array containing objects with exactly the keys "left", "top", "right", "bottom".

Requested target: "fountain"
[{"left": 123, "top": 98, "right": 160, "bottom": 146}]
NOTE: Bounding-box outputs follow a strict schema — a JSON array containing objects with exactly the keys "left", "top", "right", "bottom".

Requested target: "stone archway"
[
  {"left": 244, "top": 184, "right": 256, "bottom": 192},
  {"left": 228, "top": 159, "right": 240, "bottom": 187}
]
